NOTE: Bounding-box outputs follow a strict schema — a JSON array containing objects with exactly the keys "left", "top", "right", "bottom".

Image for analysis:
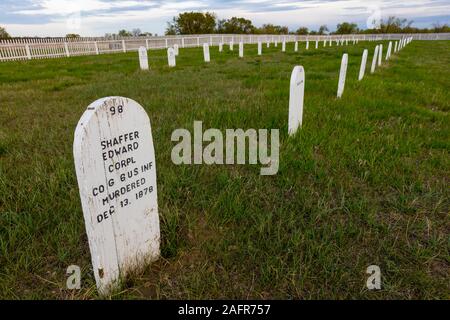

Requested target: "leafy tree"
[
  {"left": 168, "top": 12, "right": 217, "bottom": 35},
  {"left": 318, "top": 25, "right": 329, "bottom": 35},
  {"left": 335, "top": 22, "right": 358, "bottom": 34},
  {"left": 379, "top": 16, "right": 413, "bottom": 33},
  {"left": 66, "top": 33, "right": 80, "bottom": 38},
  {"left": 0, "top": 26, "right": 11, "bottom": 38},
  {"left": 131, "top": 28, "right": 142, "bottom": 37},
  {"left": 257, "top": 24, "right": 289, "bottom": 35},
  {"left": 433, "top": 23, "right": 450, "bottom": 33},
  {"left": 217, "top": 17, "right": 255, "bottom": 34},
  {"left": 118, "top": 29, "right": 132, "bottom": 37},
  {"left": 165, "top": 22, "right": 177, "bottom": 35},
  {"left": 295, "top": 27, "right": 309, "bottom": 35}
]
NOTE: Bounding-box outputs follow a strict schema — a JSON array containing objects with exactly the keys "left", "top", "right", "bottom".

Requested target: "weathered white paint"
[
  {"left": 358, "top": 49, "right": 368, "bottom": 81},
  {"left": 173, "top": 44, "right": 179, "bottom": 56},
  {"left": 386, "top": 41, "right": 392, "bottom": 60},
  {"left": 371, "top": 45, "right": 379, "bottom": 73},
  {"left": 294, "top": 41, "right": 298, "bottom": 52},
  {"left": 167, "top": 47, "right": 176, "bottom": 67},
  {"left": 337, "top": 53, "right": 348, "bottom": 98},
  {"left": 288, "top": 66, "right": 305, "bottom": 136},
  {"left": 203, "top": 43, "right": 210, "bottom": 62},
  {"left": 258, "top": 41, "right": 262, "bottom": 55},
  {"left": 239, "top": 42, "right": 244, "bottom": 58},
  {"left": 378, "top": 44, "right": 383, "bottom": 66},
  {"left": 138, "top": 47, "right": 149, "bottom": 71},
  {"left": 73, "top": 96, "right": 160, "bottom": 296}
]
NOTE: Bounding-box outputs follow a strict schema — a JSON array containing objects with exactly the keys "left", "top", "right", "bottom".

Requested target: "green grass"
[{"left": 0, "top": 41, "right": 449, "bottom": 300}]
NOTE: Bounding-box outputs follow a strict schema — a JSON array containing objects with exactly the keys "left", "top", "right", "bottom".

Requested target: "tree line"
[{"left": 165, "top": 12, "right": 450, "bottom": 35}]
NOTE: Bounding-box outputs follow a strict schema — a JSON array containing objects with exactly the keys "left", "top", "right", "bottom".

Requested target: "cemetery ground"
[{"left": 0, "top": 40, "right": 449, "bottom": 300}]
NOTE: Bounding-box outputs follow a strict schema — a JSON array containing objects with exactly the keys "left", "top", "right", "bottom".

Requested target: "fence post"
[
  {"left": 197, "top": 37, "right": 200, "bottom": 47},
  {"left": 25, "top": 44, "right": 32, "bottom": 60},
  {"left": 122, "top": 40, "right": 126, "bottom": 53},
  {"left": 182, "top": 37, "right": 185, "bottom": 48},
  {"left": 64, "top": 42, "right": 70, "bottom": 57},
  {"left": 94, "top": 41, "right": 99, "bottom": 55}
]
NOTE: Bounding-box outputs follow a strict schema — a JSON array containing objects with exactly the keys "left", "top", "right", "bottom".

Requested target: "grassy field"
[{"left": 0, "top": 40, "right": 448, "bottom": 300}]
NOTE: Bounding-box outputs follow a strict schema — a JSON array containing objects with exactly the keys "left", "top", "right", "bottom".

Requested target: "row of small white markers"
[
  {"left": 289, "top": 36, "right": 413, "bottom": 136},
  {"left": 73, "top": 36, "right": 412, "bottom": 296},
  {"left": 138, "top": 37, "right": 361, "bottom": 70}
]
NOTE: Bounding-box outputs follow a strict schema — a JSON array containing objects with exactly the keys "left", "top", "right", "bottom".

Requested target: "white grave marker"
[
  {"left": 239, "top": 42, "right": 244, "bottom": 58},
  {"left": 258, "top": 41, "right": 262, "bottom": 55},
  {"left": 230, "top": 41, "right": 234, "bottom": 51},
  {"left": 203, "top": 43, "right": 210, "bottom": 62},
  {"left": 358, "top": 49, "right": 368, "bottom": 81},
  {"left": 219, "top": 42, "right": 223, "bottom": 52},
  {"left": 282, "top": 40, "right": 286, "bottom": 52},
  {"left": 294, "top": 41, "right": 298, "bottom": 52},
  {"left": 138, "top": 47, "right": 149, "bottom": 71},
  {"left": 386, "top": 42, "right": 392, "bottom": 60},
  {"left": 394, "top": 41, "right": 398, "bottom": 53},
  {"left": 371, "top": 45, "right": 379, "bottom": 73},
  {"left": 337, "top": 54, "right": 348, "bottom": 98},
  {"left": 306, "top": 41, "right": 309, "bottom": 50},
  {"left": 378, "top": 44, "right": 383, "bottom": 66},
  {"left": 74, "top": 97, "right": 160, "bottom": 295},
  {"left": 275, "top": 40, "right": 278, "bottom": 47},
  {"left": 173, "top": 44, "right": 179, "bottom": 56},
  {"left": 267, "top": 40, "right": 270, "bottom": 48},
  {"left": 167, "top": 47, "right": 176, "bottom": 67},
  {"left": 315, "top": 40, "right": 318, "bottom": 49},
  {"left": 288, "top": 66, "right": 305, "bottom": 136}
]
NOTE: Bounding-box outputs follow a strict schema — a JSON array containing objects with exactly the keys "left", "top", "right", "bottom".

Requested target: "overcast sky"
[{"left": 1, "top": 0, "right": 450, "bottom": 37}]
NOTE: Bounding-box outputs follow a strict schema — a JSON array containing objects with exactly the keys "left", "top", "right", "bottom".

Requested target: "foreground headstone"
[
  {"left": 288, "top": 66, "right": 305, "bottom": 135},
  {"left": 203, "top": 43, "right": 210, "bottom": 62},
  {"left": 173, "top": 44, "right": 179, "bottom": 56},
  {"left": 74, "top": 97, "right": 160, "bottom": 295},
  {"left": 138, "top": 47, "right": 149, "bottom": 71},
  {"left": 337, "top": 53, "right": 348, "bottom": 98},
  {"left": 239, "top": 42, "right": 244, "bottom": 58},
  {"left": 258, "top": 41, "right": 262, "bottom": 55},
  {"left": 386, "top": 42, "right": 392, "bottom": 60},
  {"left": 167, "top": 47, "right": 176, "bottom": 67},
  {"left": 358, "top": 49, "right": 368, "bottom": 81},
  {"left": 371, "top": 45, "right": 379, "bottom": 73}
]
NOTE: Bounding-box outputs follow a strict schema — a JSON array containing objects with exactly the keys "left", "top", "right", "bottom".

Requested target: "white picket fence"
[{"left": 0, "top": 33, "right": 448, "bottom": 62}]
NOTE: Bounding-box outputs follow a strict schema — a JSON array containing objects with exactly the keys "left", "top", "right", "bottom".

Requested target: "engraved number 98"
[{"left": 110, "top": 105, "right": 123, "bottom": 115}]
